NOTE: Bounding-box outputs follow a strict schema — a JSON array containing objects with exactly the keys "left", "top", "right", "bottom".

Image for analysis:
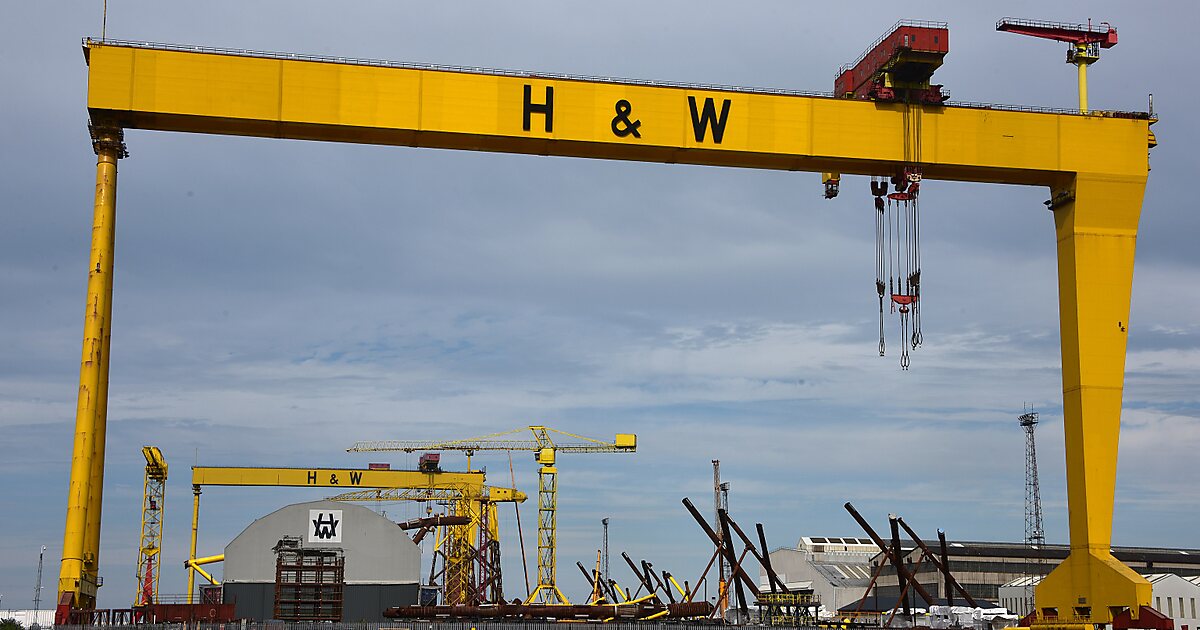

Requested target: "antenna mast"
[
  {"left": 601, "top": 517, "right": 610, "bottom": 586},
  {"left": 1020, "top": 409, "right": 1046, "bottom": 615},
  {"left": 34, "top": 545, "right": 47, "bottom": 626}
]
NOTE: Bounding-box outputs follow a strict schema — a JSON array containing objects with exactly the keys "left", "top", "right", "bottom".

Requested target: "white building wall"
[
  {"left": 1147, "top": 573, "right": 1200, "bottom": 630},
  {"left": 763, "top": 544, "right": 875, "bottom": 614},
  {"left": 0, "top": 609, "right": 54, "bottom": 627}
]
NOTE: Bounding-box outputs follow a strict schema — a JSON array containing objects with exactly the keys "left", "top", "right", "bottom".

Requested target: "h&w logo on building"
[{"left": 308, "top": 509, "right": 343, "bottom": 543}]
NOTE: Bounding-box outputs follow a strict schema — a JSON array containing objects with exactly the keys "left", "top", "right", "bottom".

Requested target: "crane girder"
[
  {"left": 182, "top": 465, "right": 486, "bottom": 605},
  {"left": 349, "top": 439, "right": 629, "bottom": 453},
  {"left": 190, "top": 465, "right": 484, "bottom": 489},
  {"left": 348, "top": 426, "right": 636, "bottom": 454},
  {"left": 326, "top": 486, "right": 527, "bottom": 503}
]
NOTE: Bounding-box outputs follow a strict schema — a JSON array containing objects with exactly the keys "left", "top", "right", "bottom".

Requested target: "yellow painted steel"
[
  {"left": 183, "top": 553, "right": 225, "bottom": 588},
  {"left": 350, "top": 426, "right": 635, "bottom": 606},
  {"left": 185, "top": 465, "right": 486, "bottom": 603},
  {"left": 325, "top": 485, "right": 527, "bottom": 503},
  {"left": 184, "top": 555, "right": 221, "bottom": 587},
  {"left": 667, "top": 574, "right": 688, "bottom": 600},
  {"left": 327, "top": 485, "right": 524, "bottom": 605},
  {"left": 1033, "top": 175, "right": 1153, "bottom": 625},
  {"left": 134, "top": 446, "right": 167, "bottom": 606},
  {"left": 76, "top": 39, "right": 1159, "bottom": 624},
  {"left": 186, "top": 486, "right": 200, "bottom": 604},
  {"left": 83, "top": 41, "right": 1150, "bottom": 186},
  {"left": 1077, "top": 61, "right": 1089, "bottom": 114},
  {"left": 190, "top": 465, "right": 484, "bottom": 489},
  {"left": 58, "top": 125, "right": 124, "bottom": 611}
]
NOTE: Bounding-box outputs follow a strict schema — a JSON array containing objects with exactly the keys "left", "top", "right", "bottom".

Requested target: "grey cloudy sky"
[{"left": 2, "top": 0, "right": 1198, "bottom": 610}]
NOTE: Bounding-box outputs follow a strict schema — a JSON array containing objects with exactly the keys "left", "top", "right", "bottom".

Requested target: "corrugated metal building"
[
  {"left": 870, "top": 541, "right": 1200, "bottom": 603},
  {"left": 759, "top": 536, "right": 879, "bottom": 613},
  {"left": 222, "top": 500, "right": 419, "bottom": 621},
  {"left": 765, "top": 537, "right": 1200, "bottom": 617}
]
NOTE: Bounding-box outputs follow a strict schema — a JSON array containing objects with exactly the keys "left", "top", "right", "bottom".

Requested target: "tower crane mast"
[
  {"left": 349, "top": 426, "right": 636, "bottom": 605},
  {"left": 134, "top": 447, "right": 167, "bottom": 608}
]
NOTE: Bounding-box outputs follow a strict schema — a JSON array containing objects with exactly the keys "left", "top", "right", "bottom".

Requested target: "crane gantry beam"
[
  {"left": 64, "top": 36, "right": 1158, "bottom": 627},
  {"left": 182, "top": 466, "right": 486, "bottom": 605}
]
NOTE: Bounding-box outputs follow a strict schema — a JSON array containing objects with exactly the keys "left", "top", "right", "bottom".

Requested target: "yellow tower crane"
[
  {"left": 349, "top": 426, "right": 637, "bottom": 605},
  {"left": 134, "top": 447, "right": 167, "bottom": 607}
]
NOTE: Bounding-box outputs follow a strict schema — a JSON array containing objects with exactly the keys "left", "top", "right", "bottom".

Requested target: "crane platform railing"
[
  {"left": 83, "top": 37, "right": 1149, "bottom": 120},
  {"left": 996, "top": 17, "right": 1117, "bottom": 44},
  {"left": 83, "top": 37, "right": 834, "bottom": 100},
  {"left": 836, "top": 19, "right": 950, "bottom": 76}
]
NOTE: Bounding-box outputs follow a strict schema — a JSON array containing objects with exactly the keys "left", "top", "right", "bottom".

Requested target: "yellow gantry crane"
[
  {"left": 67, "top": 33, "right": 1158, "bottom": 627},
  {"left": 184, "top": 465, "right": 489, "bottom": 604},
  {"left": 349, "top": 427, "right": 637, "bottom": 605},
  {"left": 134, "top": 447, "right": 167, "bottom": 607}
]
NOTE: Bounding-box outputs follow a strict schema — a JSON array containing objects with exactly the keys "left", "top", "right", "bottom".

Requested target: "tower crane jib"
[{"left": 348, "top": 426, "right": 636, "bottom": 606}]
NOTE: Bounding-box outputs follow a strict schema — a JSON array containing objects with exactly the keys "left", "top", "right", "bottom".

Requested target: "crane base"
[{"left": 1031, "top": 549, "right": 1160, "bottom": 628}]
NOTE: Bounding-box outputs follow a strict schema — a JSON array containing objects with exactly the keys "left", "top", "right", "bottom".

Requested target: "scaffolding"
[
  {"left": 272, "top": 537, "right": 344, "bottom": 621},
  {"left": 757, "top": 591, "right": 821, "bottom": 626}
]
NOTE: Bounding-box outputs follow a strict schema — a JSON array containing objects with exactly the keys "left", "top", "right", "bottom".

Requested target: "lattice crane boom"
[
  {"left": 134, "top": 446, "right": 167, "bottom": 607},
  {"left": 348, "top": 426, "right": 636, "bottom": 606},
  {"left": 349, "top": 426, "right": 637, "bottom": 454}
]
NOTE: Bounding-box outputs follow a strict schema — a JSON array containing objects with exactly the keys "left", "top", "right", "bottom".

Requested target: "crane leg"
[
  {"left": 1034, "top": 174, "right": 1151, "bottom": 626},
  {"left": 187, "top": 486, "right": 200, "bottom": 604},
  {"left": 58, "top": 125, "right": 124, "bottom": 615}
]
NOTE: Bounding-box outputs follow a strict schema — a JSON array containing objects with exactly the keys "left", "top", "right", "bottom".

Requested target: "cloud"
[{"left": 1, "top": 0, "right": 1196, "bottom": 609}]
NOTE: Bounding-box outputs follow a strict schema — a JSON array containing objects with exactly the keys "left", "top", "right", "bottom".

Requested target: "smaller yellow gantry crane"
[
  {"left": 134, "top": 447, "right": 167, "bottom": 607},
  {"left": 349, "top": 426, "right": 637, "bottom": 605}
]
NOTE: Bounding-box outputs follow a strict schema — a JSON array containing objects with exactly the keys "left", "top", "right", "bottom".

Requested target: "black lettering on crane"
[
  {"left": 349, "top": 470, "right": 363, "bottom": 485},
  {"left": 687, "top": 96, "right": 732, "bottom": 144},
  {"left": 523, "top": 85, "right": 554, "bottom": 133},
  {"left": 307, "top": 470, "right": 318, "bottom": 484}
]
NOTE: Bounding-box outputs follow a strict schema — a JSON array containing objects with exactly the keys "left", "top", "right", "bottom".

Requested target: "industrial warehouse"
[{"left": 3, "top": 6, "right": 1193, "bottom": 630}]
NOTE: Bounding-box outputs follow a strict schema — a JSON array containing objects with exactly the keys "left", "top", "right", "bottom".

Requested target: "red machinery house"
[{"left": 835, "top": 20, "right": 949, "bottom": 104}]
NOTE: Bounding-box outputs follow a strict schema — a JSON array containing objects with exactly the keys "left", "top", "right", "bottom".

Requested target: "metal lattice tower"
[
  {"left": 34, "top": 545, "right": 47, "bottom": 623},
  {"left": 601, "top": 518, "right": 610, "bottom": 585},
  {"left": 712, "top": 460, "right": 731, "bottom": 618},
  {"left": 1020, "top": 411, "right": 1045, "bottom": 546},
  {"left": 1020, "top": 410, "right": 1046, "bottom": 614},
  {"left": 135, "top": 447, "right": 168, "bottom": 607}
]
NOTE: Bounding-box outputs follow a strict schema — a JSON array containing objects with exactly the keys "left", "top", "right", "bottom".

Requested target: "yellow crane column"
[
  {"left": 58, "top": 123, "right": 126, "bottom": 615},
  {"left": 530, "top": 443, "right": 566, "bottom": 605},
  {"left": 1034, "top": 175, "right": 1152, "bottom": 625}
]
